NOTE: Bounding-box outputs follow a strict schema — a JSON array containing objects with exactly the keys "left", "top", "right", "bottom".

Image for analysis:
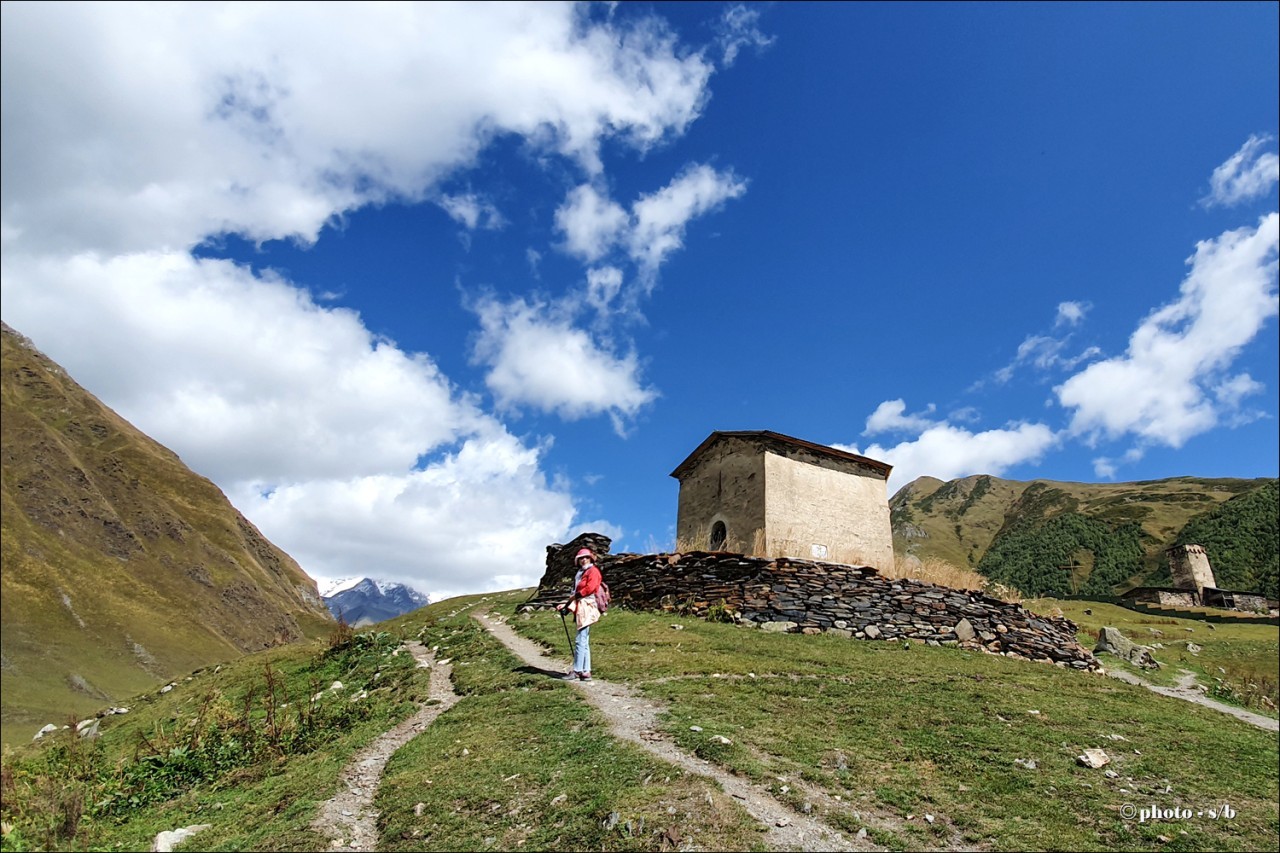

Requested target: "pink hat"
[{"left": 575, "top": 548, "right": 594, "bottom": 560}]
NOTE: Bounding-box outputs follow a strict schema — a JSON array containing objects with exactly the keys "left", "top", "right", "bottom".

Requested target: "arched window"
[{"left": 709, "top": 520, "right": 727, "bottom": 551}]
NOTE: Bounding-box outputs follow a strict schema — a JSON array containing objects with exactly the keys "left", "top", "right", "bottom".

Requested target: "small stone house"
[{"left": 670, "top": 430, "right": 894, "bottom": 572}]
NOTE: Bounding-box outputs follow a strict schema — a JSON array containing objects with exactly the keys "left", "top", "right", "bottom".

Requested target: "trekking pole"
[{"left": 559, "top": 609, "right": 575, "bottom": 661}]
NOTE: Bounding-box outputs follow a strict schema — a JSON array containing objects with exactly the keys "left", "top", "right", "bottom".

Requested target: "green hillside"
[
  {"left": 2, "top": 591, "right": 1276, "bottom": 852},
  {"left": 891, "top": 474, "right": 1278, "bottom": 598},
  {"left": 1, "top": 323, "right": 334, "bottom": 738}
]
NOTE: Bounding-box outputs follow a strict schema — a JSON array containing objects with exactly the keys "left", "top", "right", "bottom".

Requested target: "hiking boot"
[
  {"left": 560, "top": 671, "right": 579, "bottom": 681},
  {"left": 579, "top": 672, "right": 592, "bottom": 681}
]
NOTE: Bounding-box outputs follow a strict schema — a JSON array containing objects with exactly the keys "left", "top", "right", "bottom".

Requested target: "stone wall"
[
  {"left": 674, "top": 435, "right": 765, "bottom": 553},
  {"left": 526, "top": 543, "right": 1098, "bottom": 670}
]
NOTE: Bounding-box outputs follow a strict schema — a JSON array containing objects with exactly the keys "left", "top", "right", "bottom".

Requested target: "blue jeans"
[{"left": 574, "top": 624, "right": 591, "bottom": 673}]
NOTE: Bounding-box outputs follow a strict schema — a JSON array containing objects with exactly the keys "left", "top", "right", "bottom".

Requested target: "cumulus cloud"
[
  {"left": 228, "top": 427, "right": 576, "bottom": 600},
  {"left": 841, "top": 420, "right": 1059, "bottom": 494},
  {"left": 1201, "top": 134, "right": 1280, "bottom": 209},
  {"left": 0, "top": 2, "right": 715, "bottom": 255},
  {"left": 1056, "top": 213, "right": 1279, "bottom": 448},
  {"left": 471, "top": 295, "right": 658, "bottom": 426},
  {"left": 0, "top": 2, "right": 728, "bottom": 594},
  {"left": 862, "top": 399, "right": 937, "bottom": 436},
  {"left": 555, "top": 184, "right": 629, "bottom": 263},
  {"left": 628, "top": 163, "right": 748, "bottom": 277},
  {"left": 555, "top": 164, "right": 747, "bottom": 287}
]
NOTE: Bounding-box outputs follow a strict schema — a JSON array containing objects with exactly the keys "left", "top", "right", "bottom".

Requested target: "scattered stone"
[
  {"left": 925, "top": 813, "right": 935, "bottom": 824},
  {"left": 1186, "top": 643, "right": 1202, "bottom": 654},
  {"left": 1027, "top": 710, "right": 1041, "bottom": 715},
  {"left": 1013, "top": 758, "right": 1038, "bottom": 770},
  {"left": 77, "top": 719, "right": 100, "bottom": 739},
  {"left": 856, "top": 828, "right": 868, "bottom": 840},
  {"left": 160, "top": 684, "right": 175, "bottom": 694},
  {"left": 863, "top": 625, "right": 882, "bottom": 640},
  {"left": 1104, "top": 769, "right": 1119, "bottom": 779},
  {"left": 604, "top": 812, "right": 620, "bottom": 830},
  {"left": 690, "top": 725, "right": 703, "bottom": 732},
  {"left": 151, "top": 824, "right": 211, "bottom": 852},
  {"left": 761, "top": 621, "right": 798, "bottom": 633},
  {"left": 1077, "top": 748, "right": 1111, "bottom": 769},
  {"left": 775, "top": 818, "right": 791, "bottom": 827},
  {"left": 461, "top": 748, "right": 470, "bottom": 756},
  {"left": 414, "top": 803, "right": 426, "bottom": 816},
  {"left": 710, "top": 735, "right": 732, "bottom": 745},
  {"left": 550, "top": 794, "right": 567, "bottom": 806},
  {"left": 33, "top": 723, "right": 58, "bottom": 741},
  {"left": 1095, "top": 627, "right": 1160, "bottom": 669}
]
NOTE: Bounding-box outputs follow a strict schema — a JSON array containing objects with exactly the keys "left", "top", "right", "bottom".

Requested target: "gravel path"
[
  {"left": 473, "top": 610, "right": 877, "bottom": 852},
  {"left": 311, "top": 641, "right": 459, "bottom": 850},
  {"left": 1105, "top": 668, "right": 1278, "bottom": 731}
]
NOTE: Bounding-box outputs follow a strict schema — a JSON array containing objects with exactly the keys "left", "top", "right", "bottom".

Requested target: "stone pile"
[{"left": 526, "top": 540, "right": 1099, "bottom": 670}]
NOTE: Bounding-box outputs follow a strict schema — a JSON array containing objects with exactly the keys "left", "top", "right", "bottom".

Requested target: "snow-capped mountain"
[{"left": 321, "top": 578, "right": 430, "bottom": 626}]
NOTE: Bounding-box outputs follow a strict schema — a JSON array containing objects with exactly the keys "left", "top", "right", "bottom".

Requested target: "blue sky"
[{"left": 3, "top": 2, "right": 1277, "bottom": 598}]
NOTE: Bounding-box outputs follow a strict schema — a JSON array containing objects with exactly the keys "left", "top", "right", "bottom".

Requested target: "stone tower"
[{"left": 1167, "top": 544, "right": 1216, "bottom": 594}]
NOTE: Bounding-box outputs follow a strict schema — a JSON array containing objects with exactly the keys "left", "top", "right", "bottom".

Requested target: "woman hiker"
[{"left": 559, "top": 547, "right": 602, "bottom": 681}]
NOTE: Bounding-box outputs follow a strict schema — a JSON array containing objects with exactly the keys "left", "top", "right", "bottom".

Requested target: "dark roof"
[{"left": 670, "top": 430, "right": 892, "bottom": 480}]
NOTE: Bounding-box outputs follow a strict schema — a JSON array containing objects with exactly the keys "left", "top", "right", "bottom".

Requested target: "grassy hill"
[
  {"left": 1, "top": 591, "right": 1275, "bottom": 852},
  {"left": 890, "top": 474, "right": 1278, "bottom": 598},
  {"left": 1, "top": 323, "right": 334, "bottom": 737}
]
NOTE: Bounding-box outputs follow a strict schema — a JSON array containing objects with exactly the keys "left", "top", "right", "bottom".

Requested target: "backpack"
[{"left": 595, "top": 580, "right": 611, "bottom": 614}]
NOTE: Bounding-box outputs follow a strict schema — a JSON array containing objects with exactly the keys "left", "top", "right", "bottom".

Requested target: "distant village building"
[
  {"left": 1167, "top": 544, "right": 1216, "bottom": 595},
  {"left": 1122, "top": 543, "right": 1276, "bottom": 615},
  {"left": 670, "top": 430, "right": 894, "bottom": 572}
]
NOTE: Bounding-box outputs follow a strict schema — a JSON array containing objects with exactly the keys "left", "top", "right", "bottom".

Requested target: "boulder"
[{"left": 1094, "top": 626, "right": 1160, "bottom": 669}]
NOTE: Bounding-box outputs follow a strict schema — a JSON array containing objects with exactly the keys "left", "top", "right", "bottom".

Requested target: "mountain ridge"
[
  {"left": 1, "top": 322, "right": 334, "bottom": 735},
  {"left": 890, "top": 472, "right": 1278, "bottom": 598}
]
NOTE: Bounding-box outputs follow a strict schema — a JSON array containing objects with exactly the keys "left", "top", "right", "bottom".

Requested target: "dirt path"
[
  {"left": 1106, "top": 668, "right": 1278, "bottom": 731},
  {"left": 311, "top": 641, "right": 459, "bottom": 850},
  {"left": 473, "top": 610, "right": 877, "bottom": 852}
]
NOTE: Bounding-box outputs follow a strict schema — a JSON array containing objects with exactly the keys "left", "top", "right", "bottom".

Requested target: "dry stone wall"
[{"left": 526, "top": 542, "right": 1099, "bottom": 670}]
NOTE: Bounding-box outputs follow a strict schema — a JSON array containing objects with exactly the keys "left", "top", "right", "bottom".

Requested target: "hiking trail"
[
  {"left": 311, "top": 641, "right": 459, "bottom": 850},
  {"left": 472, "top": 610, "right": 884, "bottom": 852}
]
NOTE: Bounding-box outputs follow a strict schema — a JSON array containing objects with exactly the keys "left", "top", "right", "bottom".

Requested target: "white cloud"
[
  {"left": 628, "top": 163, "right": 747, "bottom": 277},
  {"left": 438, "top": 193, "right": 505, "bottom": 231},
  {"left": 716, "top": 5, "right": 775, "bottom": 67},
  {"left": 471, "top": 295, "right": 658, "bottom": 425},
  {"left": 862, "top": 399, "right": 937, "bottom": 436},
  {"left": 555, "top": 163, "right": 747, "bottom": 287},
  {"left": 1202, "top": 134, "right": 1280, "bottom": 209},
  {"left": 586, "top": 266, "right": 625, "bottom": 315},
  {"left": 230, "top": 427, "right": 575, "bottom": 600},
  {"left": 2, "top": 251, "right": 481, "bottom": 484},
  {"left": 555, "top": 184, "right": 629, "bottom": 263},
  {"left": 842, "top": 420, "right": 1059, "bottom": 494},
  {"left": 1055, "top": 300, "right": 1090, "bottom": 326},
  {"left": 1, "top": 249, "right": 578, "bottom": 598},
  {"left": 0, "top": 2, "right": 727, "bottom": 594},
  {"left": 0, "top": 2, "right": 715, "bottom": 255},
  {"left": 1056, "top": 213, "right": 1279, "bottom": 448}
]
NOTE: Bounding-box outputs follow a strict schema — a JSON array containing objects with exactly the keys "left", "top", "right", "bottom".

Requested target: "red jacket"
[{"left": 576, "top": 565, "right": 601, "bottom": 598}]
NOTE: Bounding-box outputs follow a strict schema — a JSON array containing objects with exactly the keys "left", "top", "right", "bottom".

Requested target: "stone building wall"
[
  {"left": 526, "top": 544, "right": 1098, "bottom": 670},
  {"left": 674, "top": 435, "right": 765, "bottom": 553},
  {"left": 763, "top": 451, "right": 893, "bottom": 570}
]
